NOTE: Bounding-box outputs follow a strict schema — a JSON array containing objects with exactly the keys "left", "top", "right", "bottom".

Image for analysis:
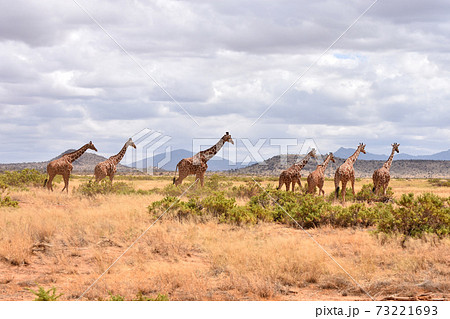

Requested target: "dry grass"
[{"left": 0, "top": 177, "right": 448, "bottom": 301}]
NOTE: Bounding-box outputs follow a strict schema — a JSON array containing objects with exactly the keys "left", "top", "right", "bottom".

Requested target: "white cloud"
[{"left": 1, "top": 0, "right": 449, "bottom": 163}]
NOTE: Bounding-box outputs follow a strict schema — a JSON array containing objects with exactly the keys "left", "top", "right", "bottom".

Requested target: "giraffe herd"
[{"left": 44, "top": 133, "right": 399, "bottom": 202}]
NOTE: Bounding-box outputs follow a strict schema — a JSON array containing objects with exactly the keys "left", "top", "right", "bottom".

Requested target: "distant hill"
[
  {"left": 232, "top": 154, "right": 450, "bottom": 178},
  {"left": 334, "top": 147, "right": 450, "bottom": 161},
  {"left": 0, "top": 150, "right": 145, "bottom": 175},
  {"left": 131, "top": 149, "right": 253, "bottom": 171}
]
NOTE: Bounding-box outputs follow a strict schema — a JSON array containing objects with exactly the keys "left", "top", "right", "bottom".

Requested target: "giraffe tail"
[
  {"left": 43, "top": 178, "right": 48, "bottom": 188},
  {"left": 173, "top": 164, "right": 178, "bottom": 184},
  {"left": 372, "top": 186, "right": 376, "bottom": 193},
  {"left": 335, "top": 186, "right": 340, "bottom": 198}
]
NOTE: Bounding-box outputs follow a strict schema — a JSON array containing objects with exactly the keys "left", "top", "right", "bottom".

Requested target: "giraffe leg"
[
  {"left": 175, "top": 170, "right": 188, "bottom": 186},
  {"left": 277, "top": 175, "right": 283, "bottom": 190},
  {"left": 318, "top": 179, "right": 324, "bottom": 196},
  {"left": 195, "top": 169, "right": 205, "bottom": 187},
  {"left": 334, "top": 173, "right": 340, "bottom": 199},
  {"left": 285, "top": 181, "right": 291, "bottom": 191},
  {"left": 47, "top": 174, "right": 55, "bottom": 191},
  {"left": 351, "top": 175, "right": 356, "bottom": 196},
  {"left": 61, "top": 174, "right": 70, "bottom": 193},
  {"left": 109, "top": 173, "right": 115, "bottom": 183},
  {"left": 341, "top": 180, "right": 348, "bottom": 202}
]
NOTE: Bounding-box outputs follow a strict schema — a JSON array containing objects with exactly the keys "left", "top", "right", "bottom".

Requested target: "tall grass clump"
[{"left": 76, "top": 180, "right": 154, "bottom": 197}]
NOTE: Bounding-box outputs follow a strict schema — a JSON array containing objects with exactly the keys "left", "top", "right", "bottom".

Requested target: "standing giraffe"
[
  {"left": 372, "top": 143, "right": 400, "bottom": 195},
  {"left": 277, "top": 149, "right": 317, "bottom": 191},
  {"left": 44, "top": 141, "right": 98, "bottom": 192},
  {"left": 306, "top": 152, "right": 336, "bottom": 196},
  {"left": 94, "top": 138, "right": 136, "bottom": 183},
  {"left": 173, "top": 132, "right": 234, "bottom": 187},
  {"left": 334, "top": 143, "right": 366, "bottom": 201}
]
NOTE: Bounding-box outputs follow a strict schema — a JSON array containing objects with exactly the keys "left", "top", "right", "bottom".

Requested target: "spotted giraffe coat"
[
  {"left": 45, "top": 141, "right": 98, "bottom": 192},
  {"left": 94, "top": 138, "right": 136, "bottom": 183},
  {"left": 372, "top": 143, "right": 399, "bottom": 195},
  {"left": 307, "top": 153, "right": 335, "bottom": 196},
  {"left": 334, "top": 143, "right": 366, "bottom": 202},
  {"left": 277, "top": 149, "right": 317, "bottom": 191},
  {"left": 173, "top": 132, "right": 234, "bottom": 187}
]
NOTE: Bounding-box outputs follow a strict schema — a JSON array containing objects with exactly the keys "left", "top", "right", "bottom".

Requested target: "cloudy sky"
[{"left": 1, "top": 0, "right": 449, "bottom": 163}]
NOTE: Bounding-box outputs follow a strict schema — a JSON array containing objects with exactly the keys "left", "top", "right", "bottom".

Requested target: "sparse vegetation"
[
  {"left": 76, "top": 180, "right": 155, "bottom": 197},
  {"left": 1, "top": 175, "right": 449, "bottom": 301},
  {"left": 428, "top": 178, "right": 450, "bottom": 187},
  {"left": 28, "top": 285, "right": 63, "bottom": 301},
  {"left": 0, "top": 169, "right": 47, "bottom": 189}
]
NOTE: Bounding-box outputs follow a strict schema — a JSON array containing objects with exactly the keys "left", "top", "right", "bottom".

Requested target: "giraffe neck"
[
  {"left": 65, "top": 144, "right": 90, "bottom": 163},
  {"left": 383, "top": 148, "right": 396, "bottom": 171},
  {"left": 109, "top": 142, "right": 129, "bottom": 165},
  {"left": 318, "top": 154, "right": 332, "bottom": 173},
  {"left": 198, "top": 138, "right": 225, "bottom": 162},
  {"left": 292, "top": 153, "right": 313, "bottom": 172},
  {"left": 346, "top": 147, "right": 362, "bottom": 166}
]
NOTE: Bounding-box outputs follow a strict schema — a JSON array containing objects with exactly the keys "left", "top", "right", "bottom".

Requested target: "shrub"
[
  {"left": 0, "top": 169, "right": 47, "bottom": 189},
  {"left": 108, "top": 292, "right": 125, "bottom": 301},
  {"left": 76, "top": 180, "right": 154, "bottom": 197},
  {"left": 228, "top": 181, "right": 262, "bottom": 198},
  {"left": 0, "top": 194, "right": 19, "bottom": 208},
  {"left": 356, "top": 184, "right": 393, "bottom": 202},
  {"left": 134, "top": 292, "right": 169, "bottom": 301},
  {"left": 148, "top": 196, "right": 204, "bottom": 222},
  {"left": 28, "top": 285, "right": 63, "bottom": 301},
  {"left": 428, "top": 178, "right": 450, "bottom": 187},
  {"left": 377, "top": 193, "right": 450, "bottom": 238},
  {"left": 202, "top": 191, "right": 236, "bottom": 217}
]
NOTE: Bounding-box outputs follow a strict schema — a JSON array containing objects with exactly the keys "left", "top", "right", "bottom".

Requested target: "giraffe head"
[
  {"left": 329, "top": 152, "right": 336, "bottom": 163},
  {"left": 127, "top": 138, "right": 137, "bottom": 149},
  {"left": 392, "top": 143, "right": 400, "bottom": 153},
  {"left": 88, "top": 141, "right": 98, "bottom": 152},
  {"left": 222, "top": 132, "right": 234, "bottom": 145},
  {"left": 359, "top": 143, "right": 366, "bottom": 154},
  {"left": 309, "top": 148, "right": 317, "bottom": 159}
]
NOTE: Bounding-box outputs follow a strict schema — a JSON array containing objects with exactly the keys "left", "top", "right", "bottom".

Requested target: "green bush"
[
  {"left": 148, "top": 196, "right": 204, "bottom": 222},
  {"left": 76, "top": 180, "right": 155, "bottom": 197},
  {"left": 229, "top": 181, "right": 263, "bottom": 198},
  {"left": 356, "top": 184, "right": 393, "bottom": 203},
  {"left": 0, "top": 169, "right": 47, "bottom": 189},
  {"left": 134, "top": 292, "right": 169, "bottom": 301},
  {"left": 28, "top": 285, "right": 63, "bottom": 301},
  {"left": 428, "top": 179, "right": 450, "bottom": 187},
  {"left": 377, "top": 193, "right": 450, "bottom": 238},
  {"left": 0, "top": 194, "right": 19, "bottom": 208},
  {"left": 202, "top": 191, "right": 236, "bottom": 216}
]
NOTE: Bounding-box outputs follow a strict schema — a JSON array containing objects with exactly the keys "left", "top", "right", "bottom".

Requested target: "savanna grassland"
[{"left": 0, "top": 170, "right": 449, "bottom": 301}]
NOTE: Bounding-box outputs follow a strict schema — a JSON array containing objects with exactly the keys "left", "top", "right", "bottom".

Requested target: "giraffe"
[
  {"left": 94, "top": 138, "right": 136, "bottom": 183},
  {"left": 277, "top": 149, "right": 317, "bottom": 191},
  {"left": 173, "top": 132, "right": 234, "bottom": 187},
  {"left": 306, "top": 152, "right": 336, "bottom": 196},
  {"left": 334, "top": 143, "right": 366, "bottom": 202},
  {"left": 372, "top": 143, "right": 400, "bottom": 195},
  {"left": 44, "top": 141, "right": 98, "bottom": 193}
]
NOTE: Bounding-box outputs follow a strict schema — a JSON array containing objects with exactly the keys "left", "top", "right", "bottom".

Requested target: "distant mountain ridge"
[
  {"left": 334, "top": 147, "right": 450, "bottom": 161},
  {"left": 130, "top": 149, "right": 253, "bottom": 171},
  {"left": 232, "top": 154, "right": 450, "bottom": 178},
  {"left": 0, "top": 149, "right": 144, "bottom": 174}
]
